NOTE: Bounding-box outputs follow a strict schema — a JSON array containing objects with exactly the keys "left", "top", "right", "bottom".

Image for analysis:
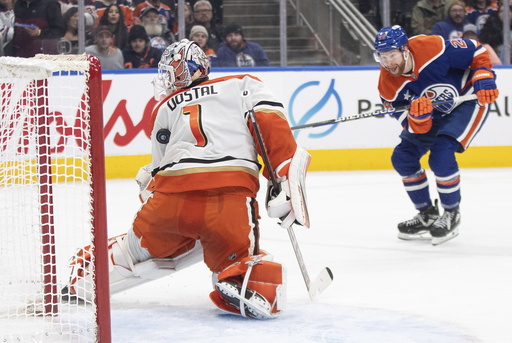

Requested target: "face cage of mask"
[{"left": 152, "top": 57, "right": 192, "bottom": 100}]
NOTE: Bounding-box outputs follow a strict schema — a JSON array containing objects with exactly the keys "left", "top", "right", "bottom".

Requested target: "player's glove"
[
  {"left": 266, "top": 179, "right": 297, "bottom": 229},
  {"left": 409, "top": 96, "right": 433, "bottom": 119},
  {"left": 135, "top": 164, "right": 154, "bottom": 203},
  {"left": 407, "top": 96, "right": 433, "bottom": 134},
  {"left": 472, "top": 67, "right": 499, "bottom": 105}
]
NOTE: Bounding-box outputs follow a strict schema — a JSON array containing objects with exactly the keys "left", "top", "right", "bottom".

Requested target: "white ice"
[{"left": 106, "top": 168, "right": 512, "bottom": 343}]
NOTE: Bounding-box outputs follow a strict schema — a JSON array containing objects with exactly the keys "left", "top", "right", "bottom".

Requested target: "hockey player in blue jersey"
[{"left": 374, "top": 25, "right": 499, "bottom": 245}]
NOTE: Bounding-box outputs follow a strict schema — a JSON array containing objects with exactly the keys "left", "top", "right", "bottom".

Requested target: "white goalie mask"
[{"left": 152, "top": 39, "right": 210, "bottom": 100}]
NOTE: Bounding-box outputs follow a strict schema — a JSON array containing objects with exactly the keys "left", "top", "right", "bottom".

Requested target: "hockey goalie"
[{"left": 64, "top": 39, "right": 311, "bottom": 319}]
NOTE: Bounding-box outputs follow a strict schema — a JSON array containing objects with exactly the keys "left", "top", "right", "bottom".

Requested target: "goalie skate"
[
  {"left": 61, "top": 285, "right": 85, "bottom": 304},
  {"left": 215, "top": 280, "right": 273, "bottom": 319}
]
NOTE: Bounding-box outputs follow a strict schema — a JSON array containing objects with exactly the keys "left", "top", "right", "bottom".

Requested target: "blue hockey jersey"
[{"left": 377, "top": 34, "right": 493, "bottom": 128}]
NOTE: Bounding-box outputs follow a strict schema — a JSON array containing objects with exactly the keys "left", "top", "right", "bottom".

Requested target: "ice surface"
[{"left": 106, "top": 169, "right": 512, "bottom": 343}]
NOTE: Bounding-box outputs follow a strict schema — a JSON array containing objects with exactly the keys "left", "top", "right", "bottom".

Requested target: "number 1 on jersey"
[{"left": 183, "top": 104, "right": 207, "bottom": 147}]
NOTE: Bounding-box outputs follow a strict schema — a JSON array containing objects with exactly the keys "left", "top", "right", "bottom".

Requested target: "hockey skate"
[
  {"left": 430, "top": 207, "right": 461, "bottom": 246},
  {"left": 61, "top": 285, "right": 85, "bottom": 303},
  {"left": 397, "top": 200, "right": 439, "bottom": 241}
]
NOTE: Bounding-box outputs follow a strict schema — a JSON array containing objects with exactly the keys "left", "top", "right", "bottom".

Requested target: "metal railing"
[{"left": 288, "top": 0, "right": 378, "bottom": 65}]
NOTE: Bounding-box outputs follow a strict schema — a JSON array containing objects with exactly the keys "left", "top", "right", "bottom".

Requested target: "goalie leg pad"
[
  {"left": 209, "top": 255, "right": 286, "bottom": 319},
  {"left": 66, "top": 230, "right": 203, "bottom": 300}
]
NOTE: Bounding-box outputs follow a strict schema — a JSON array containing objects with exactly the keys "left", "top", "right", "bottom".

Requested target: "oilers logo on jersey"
[{"left": 422, "top": 84, "right": 459, "bottom": 113}]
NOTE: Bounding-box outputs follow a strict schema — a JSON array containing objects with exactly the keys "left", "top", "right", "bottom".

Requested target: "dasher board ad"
[{"left": 100, "top": 66, "right": 512, "bottom": 158}]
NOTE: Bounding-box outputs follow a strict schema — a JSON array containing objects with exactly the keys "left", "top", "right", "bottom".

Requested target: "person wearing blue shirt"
[
  {"left": 213, "top": 23, "right": 269, "bottom": 67},
  {"left": 432, "top": 0, "right": 466, "bottom": 40},
  {"left": 465, "top": 0, "right": 498, "bottom": 34}
]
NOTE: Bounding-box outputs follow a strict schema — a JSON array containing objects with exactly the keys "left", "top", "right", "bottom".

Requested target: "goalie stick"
[
  {"left": 291, "top": 94, "right": 478, "bottom": 131},
  {"left": 244, "top": 94, "right": 333, "bottom": 300}
]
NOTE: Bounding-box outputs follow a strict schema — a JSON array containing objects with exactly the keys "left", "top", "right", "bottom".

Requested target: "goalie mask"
[{"left": 153, "top": 39, "right": 210, "bottom": 100}]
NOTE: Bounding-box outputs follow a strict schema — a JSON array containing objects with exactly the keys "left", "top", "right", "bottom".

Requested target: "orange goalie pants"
[{"left": 132, "top": 186, "right": 261, "bottom": 273}]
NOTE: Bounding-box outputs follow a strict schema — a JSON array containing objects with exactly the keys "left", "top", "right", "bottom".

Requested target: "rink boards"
[{"left": 98, "top": 66, "right": 512, "bottom": 178}]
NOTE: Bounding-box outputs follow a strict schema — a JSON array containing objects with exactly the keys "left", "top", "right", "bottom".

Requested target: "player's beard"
[
  {"left": 144, "top": 23, "right": 163, "bottom": 36},
  {"left": 385, "top": 59, "right": 406, "bottom": 77}
]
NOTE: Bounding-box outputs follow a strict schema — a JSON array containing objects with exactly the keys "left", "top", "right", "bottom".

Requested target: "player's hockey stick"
[
  {"left": 291, "top": 94, "right": 478, "bottom": 130},
  {"left": 244, "top": 97, "right": 333, "bottom": 300}
]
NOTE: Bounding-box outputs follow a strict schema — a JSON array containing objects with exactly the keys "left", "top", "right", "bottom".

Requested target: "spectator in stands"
[
  {"left": 98, "top": 4, "right": 129, "bottom": 49},
  {"left": 186, "top": 0, "right": 222, "bottom": 51},
  {"left": 189, "top": 24, "right": 216, "bottom": 63},
  {"left": 173, "top": 1, "right": 194, "bottom": 36},
  {"left": 183, "top": 2, "right": 194, "bottom": 26},
  {"left": 59, "top": 0, "right": 96, "bottom": 45},
  {"left": 95, "top": 0, "right": 134, "bottom": 27},
  {"left": 463, "top": 23, "right": 502, "bottom": 65},
  {"left": 12, "top": 0, "right": 65, "bottom": 57},
  {"left": 479, "top": 2, "right": 512, "bottom": 64},
  {"left": 411, "top": 0, "right": 449, "bottom": 35},
  {"left": 122, "top": 24, "right": 162, "bottom": 68},
  {"left": 133, "top": 0, "right": 174, "bottom": 36},
  {"left": 432, "top": 0, "right": 466, "bottom": 40},
  {"left": 214, "top": 22, "right": 269, "bottom": 67},
  {"left": 140, "top": 6, "right": 174, "bottom": 52},
  {"left": 461, "top": 23, "right": 478, "bottom": 40},
  {"left": 59, "top": 7, "right": 80, "bottom": 54},
  {"left": 60, "top": 0, "right": 97, "bottom": 23},
  {"left": 85, "top": 25, "right": 124, "bottom": 69},
  {"left": 465, "top": 0, "right": 498, "bottom": 33},
  {"left": 0, "top": 0, "right": 15, "bottom": 56},
  {"left": 132, "top": 0, "right": 175, "bottom": 13},
  {"left": 188, "top": 0, "right": 223, "bottom": 26}
]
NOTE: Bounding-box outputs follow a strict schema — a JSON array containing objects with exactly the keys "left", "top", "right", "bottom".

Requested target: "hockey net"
[{"left": 0, "top": 54, "right": 110, "bottom": 342}]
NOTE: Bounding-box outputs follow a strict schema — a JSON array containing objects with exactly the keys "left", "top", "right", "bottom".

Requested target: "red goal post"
[{"left": 0, "top": 54, "right": 111, "bottom": 342}]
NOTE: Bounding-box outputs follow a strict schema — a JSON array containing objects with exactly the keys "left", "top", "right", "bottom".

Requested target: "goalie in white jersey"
[{"left": 64, "top": 39, "right": 311, "bottom": 319}]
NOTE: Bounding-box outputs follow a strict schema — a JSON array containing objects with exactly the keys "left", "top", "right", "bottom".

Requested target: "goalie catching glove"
[{"left": 266, "top": 147, "right": 311, "bottom": 229}]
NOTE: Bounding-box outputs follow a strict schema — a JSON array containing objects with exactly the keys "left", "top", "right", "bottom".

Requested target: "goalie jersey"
[
  {"left": 377, "top": 34, "right": 493, "bottom": 129},
  {"left": 147, "top": 74, "right": 297, "bottom": 195}
]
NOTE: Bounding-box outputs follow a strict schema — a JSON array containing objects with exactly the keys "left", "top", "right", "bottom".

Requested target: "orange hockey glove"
[
  {"left": 472, "top": 67, "right": 499, "bottom": 105},
  {"left": 408, "top": 96, "right": 433, "bottom": 134},
  {"left": 409, "top": 96, "right": 433, "bottom": 118}
]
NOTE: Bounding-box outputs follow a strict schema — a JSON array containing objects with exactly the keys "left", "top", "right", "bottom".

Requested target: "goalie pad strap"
[
  {"left": 211, "top": 255, "right": 286, "bottom": 318},
  {"left": 288, "top": 147, "right": 311, "bottom": 228}
]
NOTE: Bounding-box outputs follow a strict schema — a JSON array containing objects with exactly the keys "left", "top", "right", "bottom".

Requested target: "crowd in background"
[
  {"left": 0, "top": 0, "right": 270, "bottom": 69},
  {"left": 362, "top": 0, "right": 510, "bottom": 65},
  {"left": 409, "top": 0, "right": 511, "bottom": 65},
  {"left": 1, "top": 0, "right": 511, "bottom": 67}
]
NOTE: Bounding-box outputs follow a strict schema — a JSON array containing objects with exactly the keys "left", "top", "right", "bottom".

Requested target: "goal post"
[{"left": 0, "top": 54, "right": 111, "bottom": 342}]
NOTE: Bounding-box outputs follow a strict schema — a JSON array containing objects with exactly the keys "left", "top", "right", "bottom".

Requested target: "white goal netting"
[{"left": 0, "top": 54, "right": 109, "bottom": 342}]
